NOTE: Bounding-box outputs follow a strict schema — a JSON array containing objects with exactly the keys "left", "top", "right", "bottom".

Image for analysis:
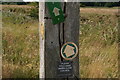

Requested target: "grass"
[
  {"left": 80, "top": 8, "right": 119, "bottom": 78},
  {"left": 2, "top": 5, "right": 119, "bottom": 78},
  {"left": 2, "top": 5, "right": 39, "bottom": 78}
]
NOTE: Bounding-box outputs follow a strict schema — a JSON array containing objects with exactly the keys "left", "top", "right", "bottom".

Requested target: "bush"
[
  {"left": 80, "top": 3, "right": 86, "bottom": 7},
  {"left": 29, "top": 8, "right": 39, "bottom": 19},
  {"left": 104, "top": 3, "right": 114, "bottom": 7},
  {"left": 28, "top": 2, "right": 39, "bottom": 19}
]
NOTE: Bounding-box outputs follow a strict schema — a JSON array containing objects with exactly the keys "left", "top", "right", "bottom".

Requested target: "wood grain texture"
[
  {"left": 45, "top": 3, "right": 61, "bottom": 78},
  {"left": 64, "top": 2, "right": 80, "bottom": 78},
  {"left": 39, "top": 2, "right": 45, "bottom": 79},
  {"left": 45, "top": 2, "right": 80, "bottom": 79}
]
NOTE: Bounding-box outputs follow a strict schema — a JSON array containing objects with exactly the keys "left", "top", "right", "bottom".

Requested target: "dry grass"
[
  {"left": 2, "top": 5, "right": 39, "bottom": 78},
  {"left": 2, "top": 5, "right": 119, "bottom": 78},
  {"left": 80, "top": 8, "right": 118, "bottom": 15},
  {"left": 80, "top": 7, "right": 119, "bottom": 78},
  {"left": 2, "top": 5, "right": 34, "bottom": 8}
]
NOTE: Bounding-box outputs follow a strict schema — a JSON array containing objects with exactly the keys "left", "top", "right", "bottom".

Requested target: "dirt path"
[{"left": 80, "top": 8, "right": 119, "bottom": 15}]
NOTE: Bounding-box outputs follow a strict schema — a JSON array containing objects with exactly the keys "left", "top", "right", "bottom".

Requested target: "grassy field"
[
  {"left": 2, "top": 5, "right": 39, "bottom": 78},
  {"left": 2, "top": 5, "right": 119, "bottom": 78},
  {"left": 80, "top": 8, "right": 119, "bottom": 78}
]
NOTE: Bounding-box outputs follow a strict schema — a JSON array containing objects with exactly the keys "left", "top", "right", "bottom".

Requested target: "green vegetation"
[
  {"left": 2, "top": 2, "right": 119, "bottom": 7},
  {"left": 28, "top": 2, "right": 39, "bottom": 19},
  {"left": 2, "top": 4, "right": 39, "bottom": 78},
  {"left": 2, "top": 2, "right": 28, "bottom": 5},
  {"left": 80, "top": 8, "right": 119, "bottom": 78},
  {"left": 2, "top": 3, "right": 119, "bottom": 78}
]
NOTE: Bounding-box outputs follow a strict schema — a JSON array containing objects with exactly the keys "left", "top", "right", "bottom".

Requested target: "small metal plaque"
[{"left": 57, "top": 61, "right": 73, "bottom": 78}]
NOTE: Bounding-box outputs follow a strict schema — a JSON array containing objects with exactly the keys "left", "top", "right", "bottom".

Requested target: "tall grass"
[
  {"left": 2, "top": 5, "right": 39, "bottom": 78},
  {"left": 80, "top": 8, "right": 119, "bottom": 78},
  {"left": 2, "top": 5, "right": 119, "bottom": 78}
]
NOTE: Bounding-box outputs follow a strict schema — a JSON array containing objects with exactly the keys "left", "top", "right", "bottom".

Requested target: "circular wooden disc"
[{"left": 61, "top": 42, "right": 78, "bottom": 60}]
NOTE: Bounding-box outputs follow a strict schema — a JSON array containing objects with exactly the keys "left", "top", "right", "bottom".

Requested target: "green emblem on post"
[
  {"left": 61, "top": 42, "right": 78, "bottom": 60},
  {"left": 46, "top": 2, "right": 65, "bottom": 24}
]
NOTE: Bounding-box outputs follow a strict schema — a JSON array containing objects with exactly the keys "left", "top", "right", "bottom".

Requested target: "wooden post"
[
  {"left": 39, "top": 2, "right": 80, "bottom": 79},
  {"left": 39, "top": 2, "right": 45, "bottom": 79},
  {"left": 64, "top": 2, "right": 80, "bottom": 78}
]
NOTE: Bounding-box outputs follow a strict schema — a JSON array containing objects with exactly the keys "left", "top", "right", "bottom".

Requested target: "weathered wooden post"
[
  {"left": 39, "top": 1, "right": 45, "bottom": 79},
  {"left": 39, "top": 1, "right": 80, "bottom": 79}
]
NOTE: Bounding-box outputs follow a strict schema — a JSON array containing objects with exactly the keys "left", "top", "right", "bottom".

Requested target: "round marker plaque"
[{"left": 61, "top": 42, "right": 78, "bottom": 60}]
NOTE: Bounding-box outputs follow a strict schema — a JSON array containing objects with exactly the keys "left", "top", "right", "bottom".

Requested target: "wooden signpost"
[{"left": 39, "top": 1, "right": 80, "bottom": 79}]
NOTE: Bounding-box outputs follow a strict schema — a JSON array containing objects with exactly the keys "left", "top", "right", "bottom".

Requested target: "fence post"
[{"left": 39, "top": 2, "right": 45, "bottom": 79}]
